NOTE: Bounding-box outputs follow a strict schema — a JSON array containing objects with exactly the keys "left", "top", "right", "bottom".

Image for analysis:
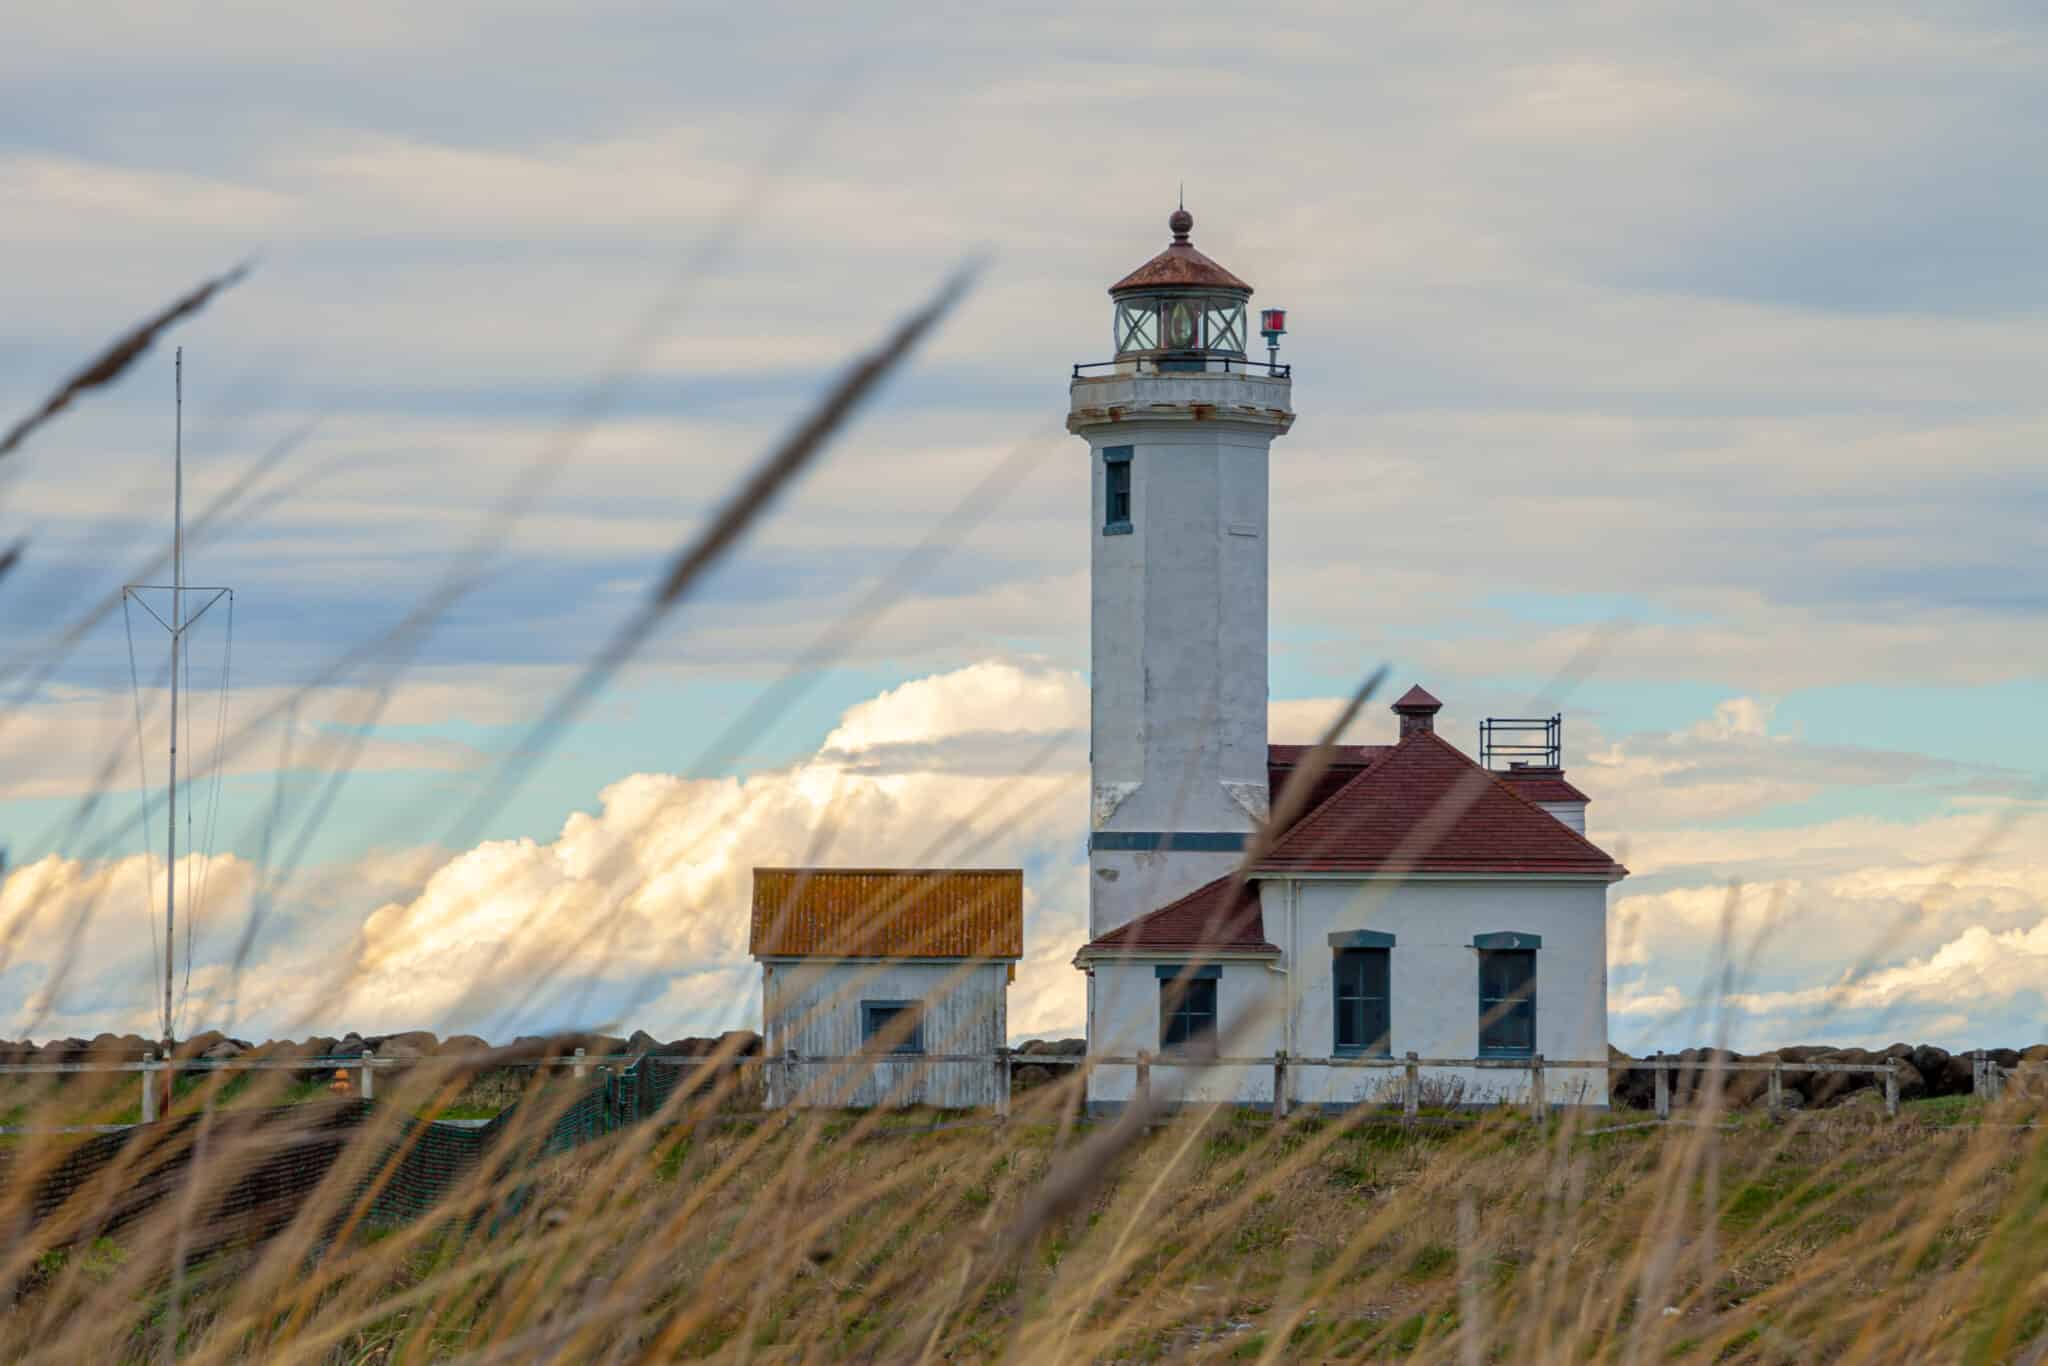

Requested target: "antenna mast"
[
  {"left": 165, "top": 349, "right": 181, "bottom": 1050},
  {"left": 122, "top": 349, "right": 234, "bottom": 1068}
]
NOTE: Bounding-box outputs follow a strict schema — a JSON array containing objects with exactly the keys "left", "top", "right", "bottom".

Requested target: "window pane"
[
  {"left": 1335, "top": 949, "right": 1390, "bottom": 1054},
  {"left": 1161, "top": 977, "right": 1218, "bottom": 1052},
  {"left": 1115, "top": 304, "right": 1157, "bottom": 353},
  {"left": 863, "top": 1002, "right": 922, "bottom": 1055},
  {"left": 1106, "top": 459, "right": 1131, "bottom": 527},
  {"left": 1478, "top": 951, "right": 1535, "bottom": 1055},
  {"left": 1205, "top": 303, "right": 1245, "bottom": 353}
]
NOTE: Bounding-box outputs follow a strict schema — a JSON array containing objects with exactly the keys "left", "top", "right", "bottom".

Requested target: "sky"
[{"left": 2, "top": 2, "right": 2045, "bottom": 1053}]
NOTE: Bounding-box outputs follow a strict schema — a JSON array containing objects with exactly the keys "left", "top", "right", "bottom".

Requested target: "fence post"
[
  {"left": 140, "top": 1052, "right": 157, "bottom": 1124},
  {"left": 1654, "top": 1053, "right": 1670, "bottom": 1122},
  {"left": 360, "top": 1049, "right": 375, "bottom": 1102},
  {"left": 572, "top": 1046, "right": 588, "bottom": 1080},
  {"left": 1403, "top": 1051, "right": 1420, "bottom": 1125},
  {"left": 1986, "top": 1055, "right": 2003, "bottom": 1103},
  {"left": 995, "top": 1047, "right": 1010, "bottom": 1121},
  {"left": 1135, "top": 1050, "right": 1151, "bottom": 1114},
  {"left": 1768, "top": 1060, "right": 1783, "bottom": 1119},
  {"left": 1884, "top": 1059, "right": 1899, "bottom": 1119},
  {"left": 1273, "top": 1050, "right": 1289, "bottom": 1120},
  {"left": 1529, "top": 1055, "right": 1546, "bottom": 1122}
]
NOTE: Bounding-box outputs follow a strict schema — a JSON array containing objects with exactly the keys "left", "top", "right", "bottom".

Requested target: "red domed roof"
[{"left": 1108, "top": 208, "right": 1253, "bottom": 296}]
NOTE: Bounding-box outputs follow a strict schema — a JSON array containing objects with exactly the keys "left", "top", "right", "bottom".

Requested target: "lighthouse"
[{"left": 1070, "top": 207, "right": 1296, "bottom": 938}]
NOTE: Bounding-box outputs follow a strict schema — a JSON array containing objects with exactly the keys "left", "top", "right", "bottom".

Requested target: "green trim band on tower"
[
  {"left": 1089, "top": 832, "right": 1250, "bottom": 853},
  {"left": 1472, "top": 932, "right": 1541, "bottom": 950}
]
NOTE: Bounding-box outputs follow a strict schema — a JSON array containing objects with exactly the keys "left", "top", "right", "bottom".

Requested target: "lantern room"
[{"left": 1107, "top": 207, "right": 1254, "bottom": 368}]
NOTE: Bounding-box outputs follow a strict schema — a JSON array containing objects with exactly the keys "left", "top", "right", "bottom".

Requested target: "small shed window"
[
  {"left": 1104, "top": 446, "right": 1133, "bottom": 534},
  {"left": 1477, "top": 949, "right": 1536, "bottom": 1057},
  {"left": 1159, "top": 971, "right": 1218, "bottom": 1055},
  {"left": 861, "top": 1000, "right": 923, "bottom": 1055},
  {"left": 1333, "top": 949, "right": 1391, "bottom": 1056}
]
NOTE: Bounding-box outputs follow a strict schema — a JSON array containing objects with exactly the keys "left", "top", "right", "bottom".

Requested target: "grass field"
[{"left": 5, "top": 1067, "right": 2046, "bottom": 1363}]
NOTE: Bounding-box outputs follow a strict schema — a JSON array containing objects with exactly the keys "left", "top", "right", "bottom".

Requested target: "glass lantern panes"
[
  {"left": 1115, "top": 302, "right": 1157, "bottom": 354},
  {"left": 1163, "top": 299, "right": 1200, "bottom": 350},
  {"left": 1204, "top": 302, "right": 1245, "bottom": 353}
]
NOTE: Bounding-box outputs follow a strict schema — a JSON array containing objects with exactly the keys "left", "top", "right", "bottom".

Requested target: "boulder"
[
  {"left": 1882, "top": 1041, "right": 1916, "bottom": 1060},
  {"left": 1606, "top": 1049, "right": 1653, "bottom": 1110},
  {"left": 716, "top": 1030, "right": 763, "bottom": 1058},
  {"left": 2020, "top": 1044, "right": 2048, "bottom": 1065},
  {"left": 1011, "top": 1064, "right": 1054, "bottom": 1091},
  {"left": 1891, "top": 1057, "right": 1928, "bottom": 1102},
  {"left": 199, "top": 1038, "right": 244, "bottom": 1061},
  {"left": 438, "top": 1034, "right": 491, "bottom": 1056},
  {"left": 1912, "top": 1045, "right": 1952, "bottom": 1096},
  {"left": 369, "top": 1030, "right": 439, "bottom": 1057},
  {"left": 88, "top": 1032, "right": 152, "bottom": 1058},
  {"left": 1941, "top": 1053, "right": 1978, "bottom": 1096},
  {"left": 627, "top": 1029, "right": 661, "bottom": 1055},
  {"left": 1990, "top": 1048, "right": 2021, "bottom": 1070},
  {"left": 1806, "top": 1051, "right": 1875, "bottom": 1107}
]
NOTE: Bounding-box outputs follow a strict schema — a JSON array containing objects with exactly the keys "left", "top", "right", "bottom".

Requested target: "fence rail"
[{"left": 6, "top": 1047, "right": 2035, "bottom": 1131}]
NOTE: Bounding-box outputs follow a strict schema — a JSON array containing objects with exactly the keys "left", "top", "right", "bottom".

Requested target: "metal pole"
[
  {"left": 1529, "top": 1055, "right": 1545, "bottom": 1122},
  {"left": 1273, "top": 1050, "right": 1289, "bottom": 1120},
  {"left": 140, "top": 1053, "right": 158, "bottom": 1123},
  {"left": 163, "top": 348, "right": 183, "bottom": 1057},
  {"left": 1403, "top": 1051, "right": 1420, "bottom": 1124},
  {"left": 359, "top": 1049, "right": 375, "bottom": 1102},
  {"left": 1654, "top": 1053, "right": 1670, "bottom": 1122}
]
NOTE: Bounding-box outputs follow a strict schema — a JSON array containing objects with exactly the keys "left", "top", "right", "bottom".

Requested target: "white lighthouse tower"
[{"left": 1071, "top": 207, "right": 1295, "bottom": 938}]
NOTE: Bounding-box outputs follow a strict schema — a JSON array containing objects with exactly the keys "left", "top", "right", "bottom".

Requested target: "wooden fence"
[{"left": 2, "top": 1048, "right": 2035, "bottom": 1132}]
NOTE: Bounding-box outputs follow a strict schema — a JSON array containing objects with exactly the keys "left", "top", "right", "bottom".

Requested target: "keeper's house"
[
  {"left": 1075, "top": 688, "right": 1629, "bottom": 1111},
  {"left": 750, "top": 868, "right": 1022, "bottom": 1109}
]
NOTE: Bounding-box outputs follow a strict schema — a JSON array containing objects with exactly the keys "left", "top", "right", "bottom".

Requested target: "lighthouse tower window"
[{"left": 1103, "top": 446, "right": 1132, "bottom": 534}]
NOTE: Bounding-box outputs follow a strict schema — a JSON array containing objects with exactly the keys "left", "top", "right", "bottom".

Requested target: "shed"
[{"left": 750, "top": 867, "right": 1023, "bottom": 1108}]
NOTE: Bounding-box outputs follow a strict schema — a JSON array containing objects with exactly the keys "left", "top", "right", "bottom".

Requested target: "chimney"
[
  {"left": 1494, "top": 765, "right": 1587, "bottom": 833},
  {"left": 1391, "top": 684, "right": 1443, "bottom": 740}
]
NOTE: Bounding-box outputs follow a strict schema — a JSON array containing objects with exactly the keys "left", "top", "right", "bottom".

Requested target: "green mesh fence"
[{"left": 2, "top": 1053, "right": 714, "bottom": 1256}]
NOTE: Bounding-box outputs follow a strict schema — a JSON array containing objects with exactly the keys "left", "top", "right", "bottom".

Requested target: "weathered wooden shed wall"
[{"left": 761, "top": 959, "right": 1009, "bottom": 1109}]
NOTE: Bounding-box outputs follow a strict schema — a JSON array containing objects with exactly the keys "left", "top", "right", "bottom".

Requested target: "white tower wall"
[{"left": 1071, "top": 371, "right": 1294, "bottom": 938}]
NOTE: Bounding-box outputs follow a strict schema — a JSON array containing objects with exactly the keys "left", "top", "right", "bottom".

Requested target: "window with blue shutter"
[
  {"left": 1104, "top": 446, "right": 1133, "bottom": 534},
  {"left": 1477, "top": 950, "right": 1536, "bottom": 1057},
  {"left": 1333, "top": 949, "right": 1391, "bottom": 1056}
]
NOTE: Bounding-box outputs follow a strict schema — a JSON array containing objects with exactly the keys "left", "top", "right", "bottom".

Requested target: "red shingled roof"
[
  {"left": 1256, "top": 732, "right": 1625, "bottom": 877},
  {"left": 1081, "top": 730, "right": 1624, "bottom": 957},
  {"left": 1267, "top": 744, "right": 1389, "bottom": 832},
  {"left": 1079, "top": 874, "right": 1277, "bottom": 957}
]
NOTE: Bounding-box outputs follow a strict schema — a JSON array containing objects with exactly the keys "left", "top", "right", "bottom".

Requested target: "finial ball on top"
[{"left": 1168, "top": 206, "right": 1194, "bottom": 241}]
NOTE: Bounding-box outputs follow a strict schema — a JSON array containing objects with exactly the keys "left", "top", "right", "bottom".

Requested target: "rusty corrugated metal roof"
[{"left": 749, "top": 868, "right": 1023, "bottom": 960}]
